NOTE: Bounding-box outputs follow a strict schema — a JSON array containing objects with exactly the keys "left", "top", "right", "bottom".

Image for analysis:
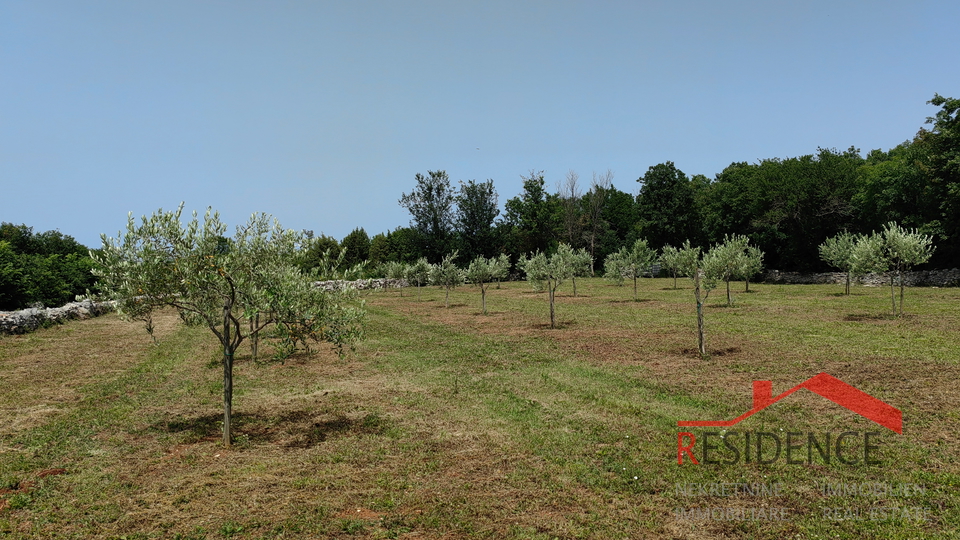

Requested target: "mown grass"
[{"left": 0, "top": 278, "right": 958, "bottom": 539}]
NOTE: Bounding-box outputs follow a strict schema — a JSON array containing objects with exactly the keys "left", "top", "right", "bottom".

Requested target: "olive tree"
[
  {"left": 91, "top": 205, "right": 365, "bottom": 446},
  {"left": 677, "top": 240, "right": 719, "bottom": 359},
  {"left": 465, "top": 256, "right": 496, "bottom": 314},
  {"left": 569, "top": 247, "right": 592, "bottom": 297},
  {"left": 819, "top": 231, "right": 861, "bottom": 295},
  {"left": 520, "top": 245, "right": 576, "bottom": 328},
  {"left": 852, "top": 222, "right": 935, "bottom": 317},
  {"left": 405, "top": 257, "right": 431, "bottom": 301},
  {"left": 659, "top": 244, "right": 685, "bottom": 289},
  {"left": 379, "top": 260, "right": 408, "bottom": 296},
  {"left": 491, "top": 253, "right": 511, "bottom": 289},
  {"left": 612, "top": 239, "right": 657, "bottom": 301},
  {"left": 707, "top": 234, "right": 747, "bottom": 306},
  {"left": 430, "top": 251, "right": 464, "bottom": 308},
  {"left": 740, "top": 245, "right": 764, "bottom": 292},
  {"left": 603, "top": 251, "right": 626, "bottom": 287}
]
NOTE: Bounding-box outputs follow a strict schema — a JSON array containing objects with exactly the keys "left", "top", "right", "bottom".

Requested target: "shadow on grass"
[
  {"left": 679, "top": 346, "right": 742, "bottom": 359},
  {"left": 608, "top": 298, "right": 653, "bottom": 304},
  {"left": 843, "top": 313, "right": 898, "bottom": 322},
  {"left": 153, "top": 410, "right": 390, "bottom": 448}
]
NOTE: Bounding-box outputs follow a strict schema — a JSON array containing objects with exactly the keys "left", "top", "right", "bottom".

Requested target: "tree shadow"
[
  {"left": 152, "top": 409, "right": 389, "bottom": 448},
  {"left": 609, "top": 298, "right": 653, "bottom": 304},
  {"left": 843, "top": 313, "right": 897, "bottom": 322},
  {"left": 679, "top": 346, "right": 741, "bottom": 359}
]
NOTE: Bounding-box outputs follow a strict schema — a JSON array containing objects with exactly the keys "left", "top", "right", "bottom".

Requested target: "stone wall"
[
  {"left": 764, "top": 269, "right": 960, "bottom": 287},
  {"left": 0, "top": 299, "right": 116, "bottom": 335},
  {"left": 313, "top": 278, "right": 408, "bottom": 291}
]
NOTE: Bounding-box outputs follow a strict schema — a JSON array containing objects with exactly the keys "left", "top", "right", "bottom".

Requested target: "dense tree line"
[
  {"left": 341, "top": 94, "right": 958, "bottom": 275},
  {"left": 0, "top": 223, "right": 98, "bottom": 310}
]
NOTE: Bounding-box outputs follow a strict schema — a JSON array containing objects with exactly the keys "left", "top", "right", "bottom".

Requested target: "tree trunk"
[
  {"left": 694, "top": 270, "right": 707, "bottom": 359},
  {"left": 744, "top": 277, "right": 750, "bottom": 293},
  {"left": 481, "top": 283, "right": 487, "bottom": 314},
  {"left": 445, "top": 286, "right": 450, "bottom": 308},
  {"left": 249, "top": 313, "right": 259, "bottom": 361},
  {"left": 633, "top": 275, "right": 638, "bottom": 301},
  {"left": 572, "top": 276, "right": 578, "bottom": 297},
  {"left": 726, "top": 279, "right": 732, "bottom": 306},
  {"left": 898, "top": 269, "right": 905, "bottom": 317},
  {"left": 222, "top": 300, "right": 234, "bottom": 446},
  {"left": 889, "top": 273, "right": 896, "bottom": 317},
  {"left": 549, "top": 279, "right": 556, "bottom": 329},
  {"left": 673, "top": 271, "right": 678, "bottom": 290},
  {"left": 417, "top": 283, "right": 421, "bottom": 301}
]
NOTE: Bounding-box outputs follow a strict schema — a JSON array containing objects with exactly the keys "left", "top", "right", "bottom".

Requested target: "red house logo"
[{"left": 677, "top": 372, "right": 902, "bottom": 434}]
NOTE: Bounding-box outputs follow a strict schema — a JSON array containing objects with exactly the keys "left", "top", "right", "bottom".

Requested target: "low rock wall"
[
  {"left": 764, "top": 269, "right": 960, "bottom": 287},
  {"left": 313, "top": 278, "right": 408, "bottom": 291},
  {"left": 0, "top": 300, "right": 116, "bottom": 335}
]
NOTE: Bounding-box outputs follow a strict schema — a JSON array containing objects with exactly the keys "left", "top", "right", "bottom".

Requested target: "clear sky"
[{"left": 2, "top": 1, "right": 958, "bottom": 248}]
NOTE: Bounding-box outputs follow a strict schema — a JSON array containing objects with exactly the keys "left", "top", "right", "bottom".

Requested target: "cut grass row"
[{"left": 0, "top": 278, "right": 957, "bottom": 538}]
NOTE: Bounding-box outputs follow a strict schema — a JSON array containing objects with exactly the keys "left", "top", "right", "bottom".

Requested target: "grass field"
[{"left": 1, "top": 278, "right": 958, "bottom": 539}]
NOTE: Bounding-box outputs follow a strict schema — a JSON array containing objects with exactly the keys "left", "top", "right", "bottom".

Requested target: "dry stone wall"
[
  {"left": 0, "top": 299, "right": 116, "bottom": 335},
  {"left": 764, "top": 269, "right": 960, "bottom": 287}
]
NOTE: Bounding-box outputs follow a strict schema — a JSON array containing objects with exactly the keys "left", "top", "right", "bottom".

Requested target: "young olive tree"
[
  {"left": 677, "top": 240, "right": 718, "bottom": 359},
  {"left": 740, "top": 245, "right": 764, "bottom": 292},
  {"left": 603, "top": 251, "right": 626, "bottom": 287},
  {"left": 430, "top": 251, "right": 464, "bottom": 308},
  {"left": 465, "top": 256, "right": 496, "bottom": 314},
  {"left": 491, "top": 253, "right": 511, "bottom": 289},
  {"left": 819, "top": 231, "right": 861, "bottom": 295},
  {"left": 569, "top": 247, "right": 592, "bottom": 297},
  {"left": 405, "top": 257, "right": 431, "bottom": 301},
  {"left": 659, "top": 244, "right": 685, "bottom": 289},
  {"left": 91, "top": 205, "right": 365, "bottom": 446},
  {"left": 379, "top": 260, "right": 408, "bottom": 296},
  {"left": 612, "top": 239, "right": 657, "bottom": 301},
  {"left": 519, "top": 245, "right": 576, "bottom": 328},
  {"left": 709, "top": 235, "right": 744, "bottom": 306},
  {"left": 852, "top": 223, "right": 935, "bottom": 317}
]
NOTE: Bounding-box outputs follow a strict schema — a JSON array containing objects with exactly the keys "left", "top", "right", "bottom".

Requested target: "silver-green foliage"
[
  {"left": 850, "top": 222, "right": 935, "bottom": 316},
  {"left": 520, "top": 244, "right": 577, "bottom": 328},
  {"left": 405, "top": 257, "right": 431, "bottom": 301},
  {"left": 91, "top": 205, "right": 365, "bottom": 445},
  {"left": 659, "top": 244, "right": 687, "bottom": 289},
  {"left": 608, "top": 239, "right": 656, "bottom": 301},
  {"left": 465, "top": 256, "right": 497, "bottom": 314},
  {"left": 677, "top": 240, "right": 718, "bottom": 358},
  {"left": 430, "top": 251, "right": 464, "bottom": 308},
  {"left": 819, "top": 231, "right": 861, "bottom": 294}
]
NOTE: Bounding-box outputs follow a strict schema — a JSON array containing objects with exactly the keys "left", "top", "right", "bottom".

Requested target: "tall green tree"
[
  {"left": 400, "top": 170, "right": 456, "bottom": 263},
  {"left": 503, "top": 170, "right": 560, "bottom": 256},
  {"left": 455, "top": 179, "right": 500, "bottom": 261},
  {"left": 92, "top": 205, "right": 365, "bottom": 445},
  {"left": 636, "top": 162, "right": 699, "bottom": 250},
  {"left": 341, "top": 227, "right": 371, "bottom": 268}
]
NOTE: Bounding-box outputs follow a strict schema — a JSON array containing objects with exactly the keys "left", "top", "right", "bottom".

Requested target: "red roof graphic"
[{"left": 677, "top": 372, "right": 902, "bottom": 434}]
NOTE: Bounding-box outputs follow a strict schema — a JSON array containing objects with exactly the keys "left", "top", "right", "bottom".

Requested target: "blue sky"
[{"left": 2, "top": 1, "right": 958, "bottom": 248}]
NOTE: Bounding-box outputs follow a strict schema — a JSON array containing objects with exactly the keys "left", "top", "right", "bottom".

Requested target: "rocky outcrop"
[
  {"left": 764, "top": 269, "right": 960, "bottom": 287},
  {"left": 0, "top": 300, "right": 116, "bottom": 335}
]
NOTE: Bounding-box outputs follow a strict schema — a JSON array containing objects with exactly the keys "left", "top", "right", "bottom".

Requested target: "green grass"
[{"left": 0, "top": 279, "right": 958, "bottom": 538}]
